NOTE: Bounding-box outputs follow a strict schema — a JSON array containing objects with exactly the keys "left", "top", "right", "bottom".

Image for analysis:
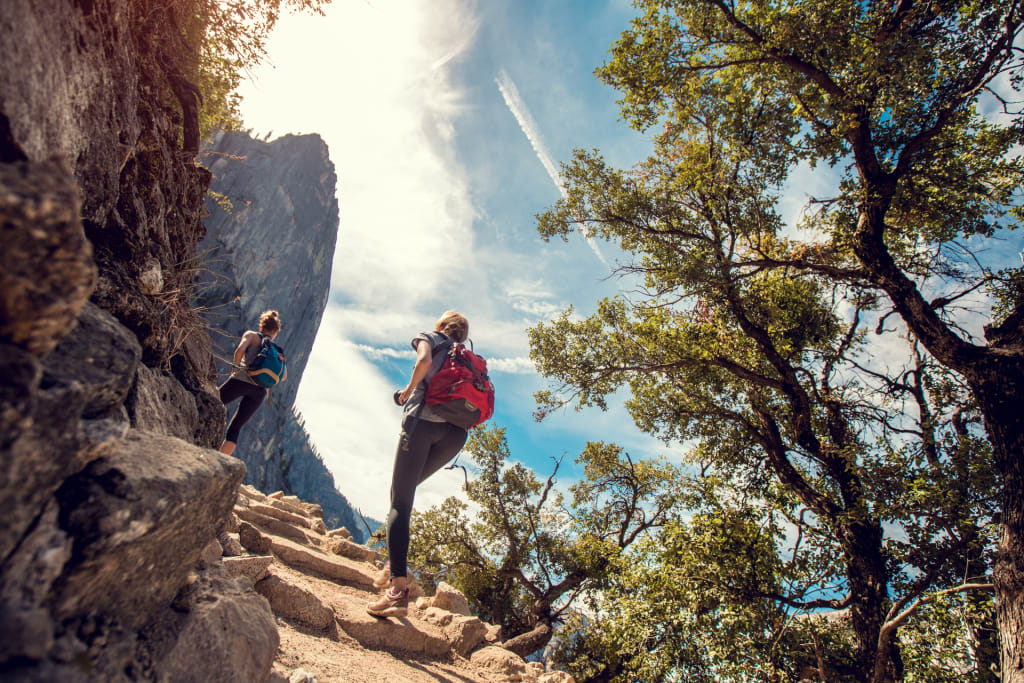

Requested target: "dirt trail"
[{"left": 226, "top": 486, "right": 571, "bottom": 683}]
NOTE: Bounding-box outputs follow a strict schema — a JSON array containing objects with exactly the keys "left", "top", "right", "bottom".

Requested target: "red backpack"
[{"left": 425, "top": 342, "right": 495, "bottom": 429}]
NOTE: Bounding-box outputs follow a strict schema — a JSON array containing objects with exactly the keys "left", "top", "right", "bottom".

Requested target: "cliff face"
[
  {"left": 196, "top": 132, "right": 366, "bottom": 541},
  {"left": 0, "top": 1, "right": 277, "bottom": 680}
]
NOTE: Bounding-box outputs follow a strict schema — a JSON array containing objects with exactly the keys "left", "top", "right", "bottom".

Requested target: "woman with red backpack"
[
  {"left": 367, "top": 311, "right": 476, "bottom": 618},
  {"left": 218, "top": 310, "right": 285, "bottom": 456}
]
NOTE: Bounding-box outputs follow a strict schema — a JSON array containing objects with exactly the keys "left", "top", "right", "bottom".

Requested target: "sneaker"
[
  {"left": 367, "top": 587, "right": 409, "bottom": 618},
  {"left": 373, "top": 562, "right": 390, "bottom": 590}
]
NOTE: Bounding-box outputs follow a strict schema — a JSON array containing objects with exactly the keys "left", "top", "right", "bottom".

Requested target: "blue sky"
[
  {"left": 235, "top": 0, "right": 673, "bottom": 517},
  {"left": 234, "top": 0, "right": 1022, "bottom": 520}
]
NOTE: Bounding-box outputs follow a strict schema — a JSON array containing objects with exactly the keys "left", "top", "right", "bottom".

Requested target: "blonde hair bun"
[{"left": 435, "top": 311, "right": 469, "bottom": 343}]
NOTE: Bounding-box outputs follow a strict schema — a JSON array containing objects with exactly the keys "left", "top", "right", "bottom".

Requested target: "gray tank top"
[{"left": 231, "top": 332, "right": 263, "bottom": 385}]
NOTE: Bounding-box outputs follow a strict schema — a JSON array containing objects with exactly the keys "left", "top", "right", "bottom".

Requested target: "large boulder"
[
  {"left": 50, "top": 430, "right": 245, "bottom": 631},
  {"left": 421, "top": 608, "right": 489, "bottom": 658},
  {"left": 0, "top": 344, "right": 86, "bottom": 565},
  {"left": 0, "top": 500, "right": 71, "bottom": 665},
  {"left": 432, "top": 582, "right": 473, "bottom": 616},
  {"left": 42, "top": 301, "right": 141, "bottom": 417},
  {"left": 1, "top": 300, "right": 140, "bottom": 568},
  {"left": 141, "top": 575, "right": 279, "bottom": 683},
  {"left": 470, "top": 646, "right": 529, "bottom": 679}
]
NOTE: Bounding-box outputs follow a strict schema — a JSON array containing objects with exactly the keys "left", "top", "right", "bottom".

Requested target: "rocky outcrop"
[
  {"left": 195, "top": 131, "right": 368, "bottom": 540},
  {"left": 196, "top": 131, "right": 337, "bottom": 475},
  {"left": 1, "top": 0, "right": 224, "bottom": 447},
  {"left": 0, "top": 0, "right": 276, "bottom": 679},
  {"left": 0, "top": 160, "right": 96, "bottom": 357},
  {"left": 0, "top": 301, "right": 275, "bottom": 681}
]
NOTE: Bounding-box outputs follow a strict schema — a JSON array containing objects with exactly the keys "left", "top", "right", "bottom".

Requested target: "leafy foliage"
[
  {"left": 407, "top": 426, "right": 681, "bottom": 656},
  {"left": 525, "top": 2, "right": 1013, "bottom": 674},
  {"left": 191, "top": 0, "right": 328, "bottom": 137}
]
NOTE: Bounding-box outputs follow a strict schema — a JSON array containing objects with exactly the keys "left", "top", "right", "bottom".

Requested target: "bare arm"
[
  {"left": 233, "top": 331, "right": 261, "bottom": 366},
  {"left": 398, "top": 339, "right": 433, "bottom": 404}
]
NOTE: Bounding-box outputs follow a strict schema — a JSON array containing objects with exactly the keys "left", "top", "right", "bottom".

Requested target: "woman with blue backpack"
[{"left": 218, "top": 309, "right": 287, "bottom": 456}]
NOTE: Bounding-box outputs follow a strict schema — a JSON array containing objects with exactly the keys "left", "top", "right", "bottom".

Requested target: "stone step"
[
  {"left": 222, "top": 555, "right": 273, "bottom": 585},
  {"left": 268, "top": 533, "right": 377, "bottom": 588},
  {"left": 255, "top": 569, "right": 335, "bottom": 630},
  {"left": 235, "top": 507, "right": 320, "bottom": 548},
  {"left": 239, "top": 484, "right": 268, "bottom": 503},
  {"left": 325, "top": 535, "right": 377, "bottom": 564},
  {"left": 248, "top": 501, "right": 312, "bottom": 529},
  {"left": 266, "top": 496, "right": 319, "bottom": 524},
  {"left": 330, "top": 590, "right": 451, "bottom": 658}
]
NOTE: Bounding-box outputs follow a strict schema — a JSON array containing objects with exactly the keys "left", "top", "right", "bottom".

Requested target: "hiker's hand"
[{"left": 398, "top": 386, "right": 414, "bottom": 404}]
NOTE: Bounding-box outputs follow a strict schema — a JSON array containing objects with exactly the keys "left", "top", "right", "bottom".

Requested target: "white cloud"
[
  {"left": 293, "top": 309, "right": 399, "bottom": 515},
  {"left": 238, "top": 0, "right": 482, "bottom": 308},
  {"left": 501, "top": 277, "right": 563, "bottom": 319},
  {"left": 485, "top": 356, "right": 534, "bottom": 374},
  {"left": 351, "top": 340, "right": 534, "bottom": 374}
]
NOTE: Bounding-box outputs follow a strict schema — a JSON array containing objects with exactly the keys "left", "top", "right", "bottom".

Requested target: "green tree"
[
  {"left": 193, "top": 0, "right": 328, "bottom": 138},
  {"left": 586, "top": 1, "right": 1024, "bottom": 676},
  {"left": 528, "top": 81, "right": 998, "bottom": 679},
  {"left": 143, "top": 0, "right": 328, "bottom": 153},
  {"left": 553, "top": 505, "right": 828, "bottom": 683},
  {"left": 407, "top": 425, "right": 680, "bottom": 658}
]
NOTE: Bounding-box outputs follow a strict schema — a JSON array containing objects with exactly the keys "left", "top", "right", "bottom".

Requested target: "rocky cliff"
[
  {"left": 0, "top": 0, "right": 276, "bottom": 679},
  {"left": 195, "top": 131, "right": 367, "bottom": 541}
]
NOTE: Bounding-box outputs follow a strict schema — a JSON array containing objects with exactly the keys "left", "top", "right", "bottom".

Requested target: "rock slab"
[{"left": 52, "top": 430, "right": 246, "bottom": 630}]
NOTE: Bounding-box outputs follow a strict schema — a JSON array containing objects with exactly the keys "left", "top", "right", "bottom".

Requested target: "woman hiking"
[
  {"left": 218, "top": 310, "right": 284, "bottom": 456},
  {"left": 367, "top": 311, "right": 472, "bottom": 618}
]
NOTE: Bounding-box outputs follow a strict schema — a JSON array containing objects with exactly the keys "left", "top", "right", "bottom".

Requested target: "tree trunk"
[
  {"left": 502, "top": 621, "right": 553, "bottom": 659},
  {"left": 852, "top": 191, "right": 1024, "bottom": 681},
  {"left": 970, "top": 364, "right": 1024, "bottom": 682},
  {"left": 840, "top": 518, "right": 902, "bottom": 683}
]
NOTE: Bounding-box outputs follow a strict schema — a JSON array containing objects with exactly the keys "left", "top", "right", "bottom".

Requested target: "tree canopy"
[{"left": 528, "top": 1, "right": 1020, "bottom": 678}]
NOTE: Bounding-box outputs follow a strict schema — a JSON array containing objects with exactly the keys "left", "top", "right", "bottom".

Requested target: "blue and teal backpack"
[{"left": 247, "top": 334, "right": 287, "bottom": 387}]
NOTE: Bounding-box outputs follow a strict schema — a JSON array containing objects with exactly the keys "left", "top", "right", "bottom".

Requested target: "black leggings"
[
  {"left": 220, "top": 378, "right": 266, "bottom": 443},
  {"left": 387, "top": 419, "right": 468, "bottom": 578}
]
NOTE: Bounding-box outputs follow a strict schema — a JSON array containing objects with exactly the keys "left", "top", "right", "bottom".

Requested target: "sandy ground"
[{"left": 267, "top": 562, "right": 495, "bottom": 683}]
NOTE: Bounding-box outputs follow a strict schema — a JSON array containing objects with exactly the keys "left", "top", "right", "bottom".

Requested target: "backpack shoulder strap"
[{"left": 429, "top": 332, "right": 454, "bottom": 358}]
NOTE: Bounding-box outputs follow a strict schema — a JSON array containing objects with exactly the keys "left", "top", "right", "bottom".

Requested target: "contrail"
[{"left": 495, "top": 69, "right": 607, "bottom": 266}]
